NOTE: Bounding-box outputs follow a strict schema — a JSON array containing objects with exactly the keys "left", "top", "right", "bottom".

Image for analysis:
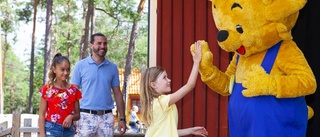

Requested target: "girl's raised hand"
[{"left": 191, "top": 41, "right": 202, "bottom": 63}]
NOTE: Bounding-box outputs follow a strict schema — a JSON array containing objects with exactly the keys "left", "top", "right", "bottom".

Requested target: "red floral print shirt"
[{"left": 39, "top": 84, "right": 82, "bottom": 124}]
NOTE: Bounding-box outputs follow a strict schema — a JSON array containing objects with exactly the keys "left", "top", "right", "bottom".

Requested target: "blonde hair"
[
  {"left": 131, "top": 105, "right": 139, "bottom": 112},
  {"left": 139, "top": 66, "right": 164, "bottom": 127}
]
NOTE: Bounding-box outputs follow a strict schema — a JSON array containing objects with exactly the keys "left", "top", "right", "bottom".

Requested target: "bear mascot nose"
[{"left": 217, "top": 30, "right": 229, "bottom": 42}]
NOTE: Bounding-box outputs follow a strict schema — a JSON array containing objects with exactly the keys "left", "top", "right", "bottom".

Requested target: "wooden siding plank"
[
  {"left": 194, "top": 0, "right": 208, "bottom": 131},
  {"left": 205, "top": 1, "right": 221, "bottom": 137},
  {"left": 219, "top": 50, "right": 231, "bottom": 137},
  {"left": 206, "top": 91, "right": 220, "bottom": 137},
  {"left": 156, "top": 0, "right": 162, "bottom": 65},
  {"left": 171, "top": 0, "right": 184, "bottom": 128},
  {"left": 156, "top": 0, "right": 231, "bottom": 136},
  {"left": 160, "top": 0, "right": 173, "bottom": 75},
  {"left": 219, "top": 96, "right": 229, "bottom": 137},
  {"left": 181, "top": 0, "right": 196, "bottom": 131}
]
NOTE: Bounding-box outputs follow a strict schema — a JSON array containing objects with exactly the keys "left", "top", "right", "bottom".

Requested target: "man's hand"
[{"left": 118, "top": 120, "right": 127, "bottom": 135}]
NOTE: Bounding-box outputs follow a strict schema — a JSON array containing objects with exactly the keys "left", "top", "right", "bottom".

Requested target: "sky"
[{"left": 8, "top": 12, "right": 46, "bottom": 63}]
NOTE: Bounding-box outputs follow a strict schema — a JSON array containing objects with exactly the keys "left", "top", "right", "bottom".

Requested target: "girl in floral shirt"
[{"left": 38, "top": 53, "right": 82, "bottom": 137}]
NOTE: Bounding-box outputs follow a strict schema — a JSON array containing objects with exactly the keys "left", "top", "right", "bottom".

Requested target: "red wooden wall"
[{"left": 156, "top": 0, "right": 231, "bottom": 137}]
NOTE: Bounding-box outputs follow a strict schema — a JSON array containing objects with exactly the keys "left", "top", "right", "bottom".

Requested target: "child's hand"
[
  {"left": 190, "top": 41, "right": 202, "bottom": 63},
  {"left": 39, "top": 133, "right": 46, "bottom": 137},
  {"left": 62, "top": 114, "right": 74, "bottom": 128},
  {"left": 191, "top": 126, "right": 208, "bottom": 137}
]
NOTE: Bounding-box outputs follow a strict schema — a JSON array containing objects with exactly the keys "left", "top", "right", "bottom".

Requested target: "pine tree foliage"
[{"left": 0, "top": 0, "right": 148, "bottom": 114}]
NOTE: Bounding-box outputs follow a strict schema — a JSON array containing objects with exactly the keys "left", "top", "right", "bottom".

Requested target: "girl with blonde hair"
[{"left": 139, "top": 41, "right": 208, "bottom": 137}]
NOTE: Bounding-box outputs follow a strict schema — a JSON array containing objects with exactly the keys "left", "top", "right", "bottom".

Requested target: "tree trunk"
[
  {"left": 28, "top": 0, "right": 39, "bottom": 114},
  {"left": 79, "top": 1, "right": 86, "bottom": 59},
  {"left": 2, "top": 8, "right": 9, "bottom": 88},
  {"left": 0, "top": 18, "right": 3, "bottom": 114},
  {"left": 43, "top": 0, "right": 53, "bottom": 85},
  {"left": 67, "top": 0, "right": 71, "bottom": 58},
  {"left": 89, "top": 1, "right": 94, "bottom": 54},
  {"left": 90, "top": 5, "right": 94, "bottom": 36},
  {"left": 10, "top": 83, "right": 15, "bottom": 113},
  {"left": 80, "top": 0, "right": 94, "bottom": 59},
  {"left": 122, "top": 0, "right": 146, "bottom": 108},
  {"left": 2, "top": 9, "right": 9, "bottom": 113}
]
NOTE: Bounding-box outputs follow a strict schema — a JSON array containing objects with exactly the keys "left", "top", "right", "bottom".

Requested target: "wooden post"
[
  {"left": 11, "top": 113, "right": 20, "bottom": 137},
  {"left": 23, "top": 118, "right": 32, "bottom": 137}
]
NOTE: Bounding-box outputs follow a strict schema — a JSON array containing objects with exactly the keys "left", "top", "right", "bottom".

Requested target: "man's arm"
[
  {"left": 112, "top": 86, "right": 126, "bottom": 134},
  {"left": 113, "top": 86, "right": 125, "bottom": 118}
]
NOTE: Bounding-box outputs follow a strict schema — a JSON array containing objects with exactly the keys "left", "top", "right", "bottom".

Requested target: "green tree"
[
  {"left": 4, "top": 46, "right": 29, "bottom": 113},
  {"left": 52, "top": 0, "right": 83, "bottom": 64},
  {"left": 28, "top": 0, "right": 39, "bottom": 114},
  {"left": 94, "top": 0, "right": 148, "bottom": 69},
  {"left": 31, "top": 48, "right": 46, "bottom": 114},
  {"left": 1, "top": 0, "right": 149, "bottom": 114},
  {"left": 43, "top": 0, "right": 53, "bottom": 85},
  {"left": 0, "top": 11, "right": 3, "bottom": 114},
  {"left": 0, "top": 0, "right": 27, "bottom": 114},
  {"left": 122, "top": 0, "right": 147, "bottom": 109}
]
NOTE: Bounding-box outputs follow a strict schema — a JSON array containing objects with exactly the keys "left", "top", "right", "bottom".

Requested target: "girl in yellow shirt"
[{"left": 140, "top": 41, "right": 208, "bottom": 137}]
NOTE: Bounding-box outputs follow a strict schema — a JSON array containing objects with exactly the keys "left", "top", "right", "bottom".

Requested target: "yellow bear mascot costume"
[{"left": 191, "top": 0, "right": 317, "bottom": 136}]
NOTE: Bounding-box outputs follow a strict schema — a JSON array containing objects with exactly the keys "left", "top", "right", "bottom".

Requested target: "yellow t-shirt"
[{"left": 145, "top": 94, "right": 178, "bottom": 137}]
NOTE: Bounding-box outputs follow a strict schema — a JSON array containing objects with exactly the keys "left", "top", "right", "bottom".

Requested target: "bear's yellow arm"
[{"left": 241, "top": 41, "right": 317, "bottom": 98}]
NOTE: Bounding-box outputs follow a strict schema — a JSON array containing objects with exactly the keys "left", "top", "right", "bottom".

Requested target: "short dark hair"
[{"left": 90, "top": 33, "right": 107, "bottom": 44}]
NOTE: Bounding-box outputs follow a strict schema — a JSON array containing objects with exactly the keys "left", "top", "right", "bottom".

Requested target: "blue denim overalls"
[{"left": 228, "top": 41, "right": 308, "bottom": 137}]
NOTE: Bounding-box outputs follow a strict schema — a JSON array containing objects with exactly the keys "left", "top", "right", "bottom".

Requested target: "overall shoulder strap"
[
  {"left": 261, "top": 41, "right": 282, "bottom": 74},
  {"left": 236, "top": 40, "right": 282, "bottom": 74}
]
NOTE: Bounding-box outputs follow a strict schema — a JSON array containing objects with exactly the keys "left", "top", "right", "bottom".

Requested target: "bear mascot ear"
[
  {"left": 264, "top": 0, "right": 306, "bottom": 21},
  {"left": 264, "top": 0, "right": 307, "bottom": 40},
  {"left": 191, "top": 0, "right": 316, "bottom": 136}
]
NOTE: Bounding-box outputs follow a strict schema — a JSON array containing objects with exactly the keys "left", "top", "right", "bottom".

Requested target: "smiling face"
[
  {"left": 90, "top": 36, "right": 108, "bottom": 58},
  {"left": 52, "top": 60, "right": 70, "bottom": 82},
  {"left": 151, "top": 71, "right": 171, "bottom": 94}
]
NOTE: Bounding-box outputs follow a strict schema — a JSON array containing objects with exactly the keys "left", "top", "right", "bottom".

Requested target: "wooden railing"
[
  {"left": 0, "top": 113, "right": 38, "bottom": 137},
  {"left": 0, "top": 113, "right": 145, "bottom": 137}
]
